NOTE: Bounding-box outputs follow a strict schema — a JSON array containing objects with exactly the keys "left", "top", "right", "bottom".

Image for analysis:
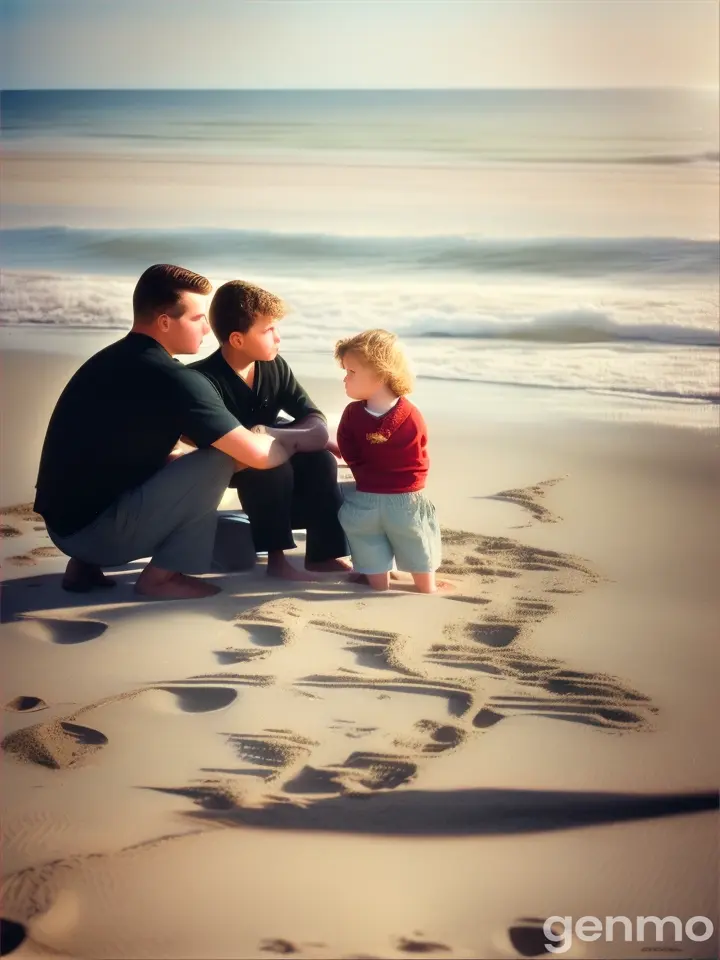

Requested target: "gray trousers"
[{"left": 48, "top": 449, "right": 234, "bottom": 574}]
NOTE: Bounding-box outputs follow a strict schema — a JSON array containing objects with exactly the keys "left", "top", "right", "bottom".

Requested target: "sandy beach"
[{"left": 1, "top": 339, "right": 718, "bottom": 959}]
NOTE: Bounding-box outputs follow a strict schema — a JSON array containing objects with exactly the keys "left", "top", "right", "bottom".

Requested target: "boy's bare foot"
[
  {"left": 266, "top": 553, "right": 317, "bottom": 582},
  {"left": 135, "top": 566, "right": 221, "bottom": 599},
  {"left": 62, "top": 558, "right": 117, "bottom": 593},
  {"left": 305, "top": 557, "right": 353, "bottom": 573}
]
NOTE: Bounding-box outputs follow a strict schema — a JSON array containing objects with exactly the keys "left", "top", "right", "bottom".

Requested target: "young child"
[{"left": 334, "top": 329, "right": 444, "bottom": 594}]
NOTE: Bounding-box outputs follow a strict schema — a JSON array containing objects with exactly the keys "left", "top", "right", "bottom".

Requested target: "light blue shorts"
[{"left": 339, "top": 489, "right": 442, "bottom": 575}]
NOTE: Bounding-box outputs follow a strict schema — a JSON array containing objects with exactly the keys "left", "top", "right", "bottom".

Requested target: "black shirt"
[
  {"left": 34, "top": 333, "right": 240, "bottom": 536},
  {"left": 189, "top": 350, "right": 325, "bottom": 430}
]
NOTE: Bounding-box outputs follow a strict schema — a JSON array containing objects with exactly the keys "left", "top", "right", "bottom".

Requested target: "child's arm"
[{"left": 336, "top": 406, "right": 363, "bottom": 471}]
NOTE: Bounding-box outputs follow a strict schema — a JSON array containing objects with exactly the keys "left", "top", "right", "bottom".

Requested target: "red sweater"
[{"left": 336, "top": 397, "right": 429, "bottom": 494}]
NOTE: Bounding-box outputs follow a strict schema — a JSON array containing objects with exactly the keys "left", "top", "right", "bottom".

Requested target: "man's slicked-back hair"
[
  {"left": 209, "top": 280, "right": 286, "bottom": 343},
  {"left": 132, "top": 264, "right": 212, "bottom": 323}
]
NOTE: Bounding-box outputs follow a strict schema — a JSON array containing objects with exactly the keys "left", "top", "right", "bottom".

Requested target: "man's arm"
[{"left": 212, "top": 425, "right": 296, "bottom": 469}]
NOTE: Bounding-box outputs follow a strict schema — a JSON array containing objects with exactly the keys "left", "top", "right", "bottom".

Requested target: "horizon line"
[{"left": 2, "top": 84, "right": 718, "bottom": 93}]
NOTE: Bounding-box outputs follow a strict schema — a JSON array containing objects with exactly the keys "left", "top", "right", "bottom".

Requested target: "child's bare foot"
[
  {"left": 434, "top": 578, "right": 456, "bottom": 593},
  {"left": 135, "top": 567, "right": 221, "bottom": 599},
  {"left": 411, "top": 573, "right": 456, "bottom": 594},
  {"left": 348, "top": 570, "right": 402, "bottom": 585},
  {"left": 267, "top": 553, "right": 318, "bottom": 581},
  {"left": 62, "top": 558, "right": 117, "bottom": 593},
  {"left": 305, "top": 557, "right": 353, "bottom": 573}
]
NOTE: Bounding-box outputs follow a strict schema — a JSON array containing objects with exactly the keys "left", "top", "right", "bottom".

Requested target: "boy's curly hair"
[{"left": 334, "top": 329, "right": 414, "bottom": 397}]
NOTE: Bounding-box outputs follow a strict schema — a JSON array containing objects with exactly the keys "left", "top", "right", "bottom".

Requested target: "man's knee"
[
  {"left": 171, "top": 448, "right": 234, "bottom": 502},
  {"left": 231, "top": 458, "right": 293, "bottom": 492}
]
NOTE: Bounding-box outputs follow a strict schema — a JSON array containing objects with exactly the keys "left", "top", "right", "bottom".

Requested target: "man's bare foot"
[
  {"left": 62, "top": 558, "right": 117, "bottom": 593},
  {"left": 266, "top": 553, "right": 317, "bottom": 582},
  {"left": 305, "top": 557, "right": 353, "bottom": 573},
  {"left": 135, "top": 566, "right": 221, "bottom": 599}
]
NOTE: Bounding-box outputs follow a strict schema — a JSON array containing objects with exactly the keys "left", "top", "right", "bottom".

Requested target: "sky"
[{"left": 1, "top": 0, "right": 718, "bottom": 91}]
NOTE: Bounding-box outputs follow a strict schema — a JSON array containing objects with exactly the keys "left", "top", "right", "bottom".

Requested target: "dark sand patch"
[
  {"left": 6, "top": 545, "right": 63, "bottom": 566},
  {"left": 147, "top": 783, "right": 238, "bottom": 811},
  {"left": 214, "top": 648, "right": 269, "bottom": 665},
  {"left": 0, "top": 503, "right": 43, "bottom": 523}
]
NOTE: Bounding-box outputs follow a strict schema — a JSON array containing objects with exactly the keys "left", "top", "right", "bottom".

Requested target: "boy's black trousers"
[{"left": 231, "top": 449, "right": 348, "bottom": 562}]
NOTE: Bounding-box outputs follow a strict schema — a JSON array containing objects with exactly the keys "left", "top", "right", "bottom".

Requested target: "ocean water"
[{"left": 1, "top": 89, "right": 718, "bottom": 426}]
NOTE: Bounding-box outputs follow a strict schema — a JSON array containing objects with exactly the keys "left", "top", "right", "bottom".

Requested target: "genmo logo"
[{"left": 543, "top": 915, "right": 715, "bottom": 954}]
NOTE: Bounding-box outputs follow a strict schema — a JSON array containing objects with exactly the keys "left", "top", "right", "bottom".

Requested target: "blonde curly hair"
[{"left": 334, "top": 329, "right": 414, "bottom": 397}]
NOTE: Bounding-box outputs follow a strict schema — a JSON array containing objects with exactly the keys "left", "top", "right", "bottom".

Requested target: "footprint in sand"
[
  {"left": 284, "top": 752, "right": 418, "bottom": 795},
  {"left": 294, "top": 674, "right": 474, "bottom": 719},
  {"left": 482, "top": 696, "right": 648, "bottom": 731},
  {"left": 454, "top": 621, "right": 521, "bottom": 649},
  {"left": 396, "top": 936, "right": 452, "bottom": 954},
  {"left": 440, "top": 528, "right": 596, "bottom": 586},
  {"left": 426, "top": 646, "right": 655, "bottom": 732},
  {"left": 4, "top": 696, "right": 47, "bottom": 713},
  {"left": 220, "top": 730, "right": 317, "bottom": 781},
  {"left": 508, "top": 918, "right": 563, "bottom": 956},
  {"left": 2, "top": 719, "right": 108, "bottom": 769},
  {"left": 413, "top": 719, "right": 467, "bottom": 754},
  {"left": 234, "top": 598, "right": 309, "bottom": 647},
  {"left": 151, "top": 686, "right": 238, "bottom": 713},
  {"left": 15, "top": 617, "right": 108, "bottom": 645},
  {"left": 310, "top": 619, "right": 411, "bottom": 674},
  {"left": 487, "top": 477, "right": 565, "bottom": 526}
]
